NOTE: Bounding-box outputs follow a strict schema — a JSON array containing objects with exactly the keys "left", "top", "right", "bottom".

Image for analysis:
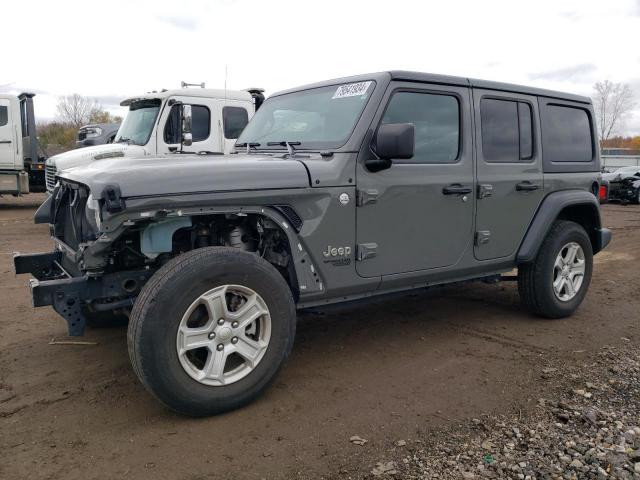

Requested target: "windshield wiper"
[
  {"left": 235, "top": 142, "right": 261, "bottom": 154},
  {"left": 267, "top": 141, "right": 301, "bottom": 156},
  {"left": 116, "top": 137, "right": 133, "bottom": 144}
]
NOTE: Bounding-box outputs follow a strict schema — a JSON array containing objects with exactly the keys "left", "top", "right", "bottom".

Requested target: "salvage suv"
[{"left": 15, "top": 71, "right": 611, "bottom": 416}]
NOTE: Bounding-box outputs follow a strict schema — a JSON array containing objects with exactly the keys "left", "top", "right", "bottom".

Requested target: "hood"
[
  {"left": 60, "top": 153, "right": 311, "bottom": 198},
  {"left": 47, "top": 144, "right": 150, "bottom": 172}
]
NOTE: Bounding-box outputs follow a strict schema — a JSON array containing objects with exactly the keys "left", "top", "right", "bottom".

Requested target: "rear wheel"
[
  {"left": 128, "top": 247, "right": 296, "bottom": 416},
  {"left": 518, "top": 220, "right": 593, "bottom": 318}
]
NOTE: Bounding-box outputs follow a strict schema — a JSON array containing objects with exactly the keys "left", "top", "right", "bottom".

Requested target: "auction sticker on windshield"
[{"left": 332, "top": 81, "right": 372, "bottom": 99}]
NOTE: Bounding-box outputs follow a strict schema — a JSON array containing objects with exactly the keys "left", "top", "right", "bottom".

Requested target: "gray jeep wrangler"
[{"left": 15, "top": 71, "right": 611, "bottom": 416}]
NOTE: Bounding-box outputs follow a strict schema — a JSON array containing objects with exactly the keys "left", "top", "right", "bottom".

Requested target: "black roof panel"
[{"left": 271, "top": 70, "right": 591, "bottom": 104}]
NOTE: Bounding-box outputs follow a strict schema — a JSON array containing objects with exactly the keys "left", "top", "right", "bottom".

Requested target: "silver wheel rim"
[
  {"left": 552, "top": 242, "right": 586, "bottom": 302},
  {"left": 176, "top": 285, "right": 271, "bottom": 386}
]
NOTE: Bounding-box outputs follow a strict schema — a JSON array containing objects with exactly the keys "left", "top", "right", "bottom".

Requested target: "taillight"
[{"left": 599, "top": 185, "right": 607, "bottom": 199}]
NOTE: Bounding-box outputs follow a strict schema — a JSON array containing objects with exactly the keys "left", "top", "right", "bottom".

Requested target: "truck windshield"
[
  {"left": 114, "top": 99, "right": 161, "bottom": 146},
  {"left": 236, "top": 81, "right": 375, "bottom": 150}
]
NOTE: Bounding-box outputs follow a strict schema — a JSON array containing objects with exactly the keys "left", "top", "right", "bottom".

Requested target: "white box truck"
[{"left": 0, "top": 93, "right": 44, "bottom": 195}]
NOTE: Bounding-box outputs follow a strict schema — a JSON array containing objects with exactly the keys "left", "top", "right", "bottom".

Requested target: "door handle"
[
  {"left": 0, "top": 140, "right": 12, "bottom": 144},
  {"left": 443, "top": 184, "right": 472, "bottom": 195},
  {"left": 516, "top": 182, "right": 540, "bottom": 192}
]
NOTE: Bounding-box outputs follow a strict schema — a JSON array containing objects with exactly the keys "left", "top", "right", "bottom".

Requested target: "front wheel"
[
  {"left": 127, "top": 247, "right": 296, "bottom": 416},
  {"left": 518, "top": 220, "right": 593, "bottom": 318}
]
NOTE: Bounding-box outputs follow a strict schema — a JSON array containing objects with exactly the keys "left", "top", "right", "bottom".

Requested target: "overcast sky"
[{"left": 2, "top": 0, "right": 639, "bottom": 135}]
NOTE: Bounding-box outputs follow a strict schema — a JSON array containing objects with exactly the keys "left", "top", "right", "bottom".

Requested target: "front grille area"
[
  {"left": 45, "top": 165, "right": 57, "bottom": 192},
  {"left": 51, "top": 183, "right": 94, "bottom": 250}
]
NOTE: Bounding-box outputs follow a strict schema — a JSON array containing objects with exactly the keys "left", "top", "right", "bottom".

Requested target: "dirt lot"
[{"left": 0, "top": 194, "right": 638, "bottom": 480}]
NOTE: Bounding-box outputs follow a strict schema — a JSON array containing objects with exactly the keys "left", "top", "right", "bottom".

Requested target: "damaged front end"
[
  {"left": 15, "top": 177, "right": 305, "bottom": 336},
  {"left": 14, "top": 181, "right": 152, "bottom": 335}
]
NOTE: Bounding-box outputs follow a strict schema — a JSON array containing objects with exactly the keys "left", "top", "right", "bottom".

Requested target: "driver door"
[
  {"left": 156, "top": 97, "right": 218, "bottom": 154},
  {"left": 355, "top": 82, "right": 475, "bottom": 278}
]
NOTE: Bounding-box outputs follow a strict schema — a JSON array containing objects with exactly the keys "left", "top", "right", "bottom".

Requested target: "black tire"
[
  {"left": 518, "top": 220, "right": 593, "bottom": 319},
  {"left": 82, "top": 307, "right": 129, "bottom": 328},
  {"left": 632, "top": 188, "right": 640, "bottom": 205},
  {"left": 127, "top": 247, "right": 296, "bottom": 416}
]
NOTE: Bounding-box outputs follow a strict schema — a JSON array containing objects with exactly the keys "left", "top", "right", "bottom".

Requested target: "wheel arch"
[
  {"left": 516, "top": 190, "right": 607, "bottom": 263},
  {"left": 144, "top": 205, "right": 323, "bottom": 302}
]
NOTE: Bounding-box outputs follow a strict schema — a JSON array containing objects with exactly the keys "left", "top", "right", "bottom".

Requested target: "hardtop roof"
[{"left": 271, "top": 71, "right": 591, "bottom": 104}]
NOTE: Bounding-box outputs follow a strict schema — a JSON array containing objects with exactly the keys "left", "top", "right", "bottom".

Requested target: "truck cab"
[
  {"left": 0, "top": 92, "right": 42, "bottom": 195},
  {"left": 45, "top": 87, "right": 263, "bottom": 192}
]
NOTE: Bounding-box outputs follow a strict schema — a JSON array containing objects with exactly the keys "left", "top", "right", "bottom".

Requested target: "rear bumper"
[{"left": 14, "top": 251, "right": 152, "bottom": 336}]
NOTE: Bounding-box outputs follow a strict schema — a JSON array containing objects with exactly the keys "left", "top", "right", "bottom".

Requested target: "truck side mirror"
[
  {"left": 182, "top": 104, "right": 193, "bottom": 146},
  {"left": 365, "top": 123, "right": 415, "bottom": 172}
]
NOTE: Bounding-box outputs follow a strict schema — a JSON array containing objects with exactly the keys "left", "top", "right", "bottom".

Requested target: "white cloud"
[{"left": 1, "top": 0, "right": 639, "bottom": 134}]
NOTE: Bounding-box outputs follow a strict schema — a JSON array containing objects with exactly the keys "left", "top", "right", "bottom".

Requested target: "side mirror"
[
  {"left": 181, "top": 104, "right": 193, "bottom": 146},
  {"left": 376, "top": 123, "right": 414, "bottom": 159},
  {"left": 365, "top": 123, "right": 414, "bottom": 172}
]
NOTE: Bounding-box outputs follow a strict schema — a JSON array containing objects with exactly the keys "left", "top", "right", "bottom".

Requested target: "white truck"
[
  {"left": 45, "top": 85, "right": 264, "bottom": 192},
  {"left": 0, "top": 93, "right": 45, "bottom": 195}
]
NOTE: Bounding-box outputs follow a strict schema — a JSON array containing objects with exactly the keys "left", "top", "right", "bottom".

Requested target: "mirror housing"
[
  {"left": 181, "top": 104, "right": 193, "bottom": 146},
  {"left": 376, "top": 123, "right": 414, "bottom": 160}
]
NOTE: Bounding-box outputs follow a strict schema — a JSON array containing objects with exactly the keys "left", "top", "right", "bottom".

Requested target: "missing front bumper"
[{"left": 14, "top": 251, "right": 152, "bottom": 336}]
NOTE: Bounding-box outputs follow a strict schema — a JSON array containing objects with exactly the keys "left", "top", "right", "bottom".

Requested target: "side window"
[
  {"left": 191, "top": 105, "right": 210, "bottom": 142},
  {"left": 223, "top": 107, "right": 249, "bottom": 139},
  {"left": 0, "top": 106, "right": 7, "bottom": 127},
  {"left": 381, "top": 91, "right": 460, "bottom": 163},
  {"left": 163, "top": 104, "right": 211, "bottom": 144},
  {"left": 480, "top": 98, "right": 533, "bottom": 162},
  {"left": 541, "top": 105, "right": 593, "bottom": 163},
  {"left": 518, "top": 103, "right": 533, "bottom": 160},
  {"left": 164, "top": 105, "right": 181, "bottom": 144},
  {"left": 20, "top": 101, "right": 29, "bottom": 135}
]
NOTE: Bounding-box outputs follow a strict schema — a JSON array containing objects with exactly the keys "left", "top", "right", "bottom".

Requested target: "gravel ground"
[{"left": 368, "top": 344, "right": 640, "bottom": 479}]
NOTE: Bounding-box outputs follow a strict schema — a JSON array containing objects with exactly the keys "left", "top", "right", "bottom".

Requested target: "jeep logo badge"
[
  {"left": 339, "top": 193, "right": 350, "bottom": 205},
  {"left": 323, "top": 245, "right": 352, "bottom": 257}
]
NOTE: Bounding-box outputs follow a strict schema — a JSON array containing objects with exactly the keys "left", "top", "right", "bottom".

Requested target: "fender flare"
[{"left": 516, "top": 190, "right": 610, "bottom": 263}]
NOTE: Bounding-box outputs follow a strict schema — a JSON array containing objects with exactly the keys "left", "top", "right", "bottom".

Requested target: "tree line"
[{"left": 38, "top": 94, "right": 122, "bottom": 155}]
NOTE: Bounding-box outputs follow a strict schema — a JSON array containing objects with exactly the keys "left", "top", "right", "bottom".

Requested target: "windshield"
[
  {"left": 114, "top": 99, "right": 161, "bottom": 146},
  {"left": 237, "top": 81, "right": 375, "bottom": 150}
]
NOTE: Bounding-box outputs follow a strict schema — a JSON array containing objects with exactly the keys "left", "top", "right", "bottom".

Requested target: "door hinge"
[
  {"left": 356, "top": 189, "right": 378, "bottom": 207},
  {"left": 477, "top": 184, "right": 493, "bottom": 199},
  {"left": 356, "top": 243, "right": 378, "bottom": 261},
  {"left": 475, "top": 231, "right": 491, "bottom": 246}
]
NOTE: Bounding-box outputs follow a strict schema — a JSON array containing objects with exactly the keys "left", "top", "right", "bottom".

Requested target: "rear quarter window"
[{"left": 540, "top": 100, "right": 597, "bottom": 172}]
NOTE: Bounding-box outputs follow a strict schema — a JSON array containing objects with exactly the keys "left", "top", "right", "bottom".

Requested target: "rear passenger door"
[{"left": 473, "top": 91, "right": 543, "bottom": 260}]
